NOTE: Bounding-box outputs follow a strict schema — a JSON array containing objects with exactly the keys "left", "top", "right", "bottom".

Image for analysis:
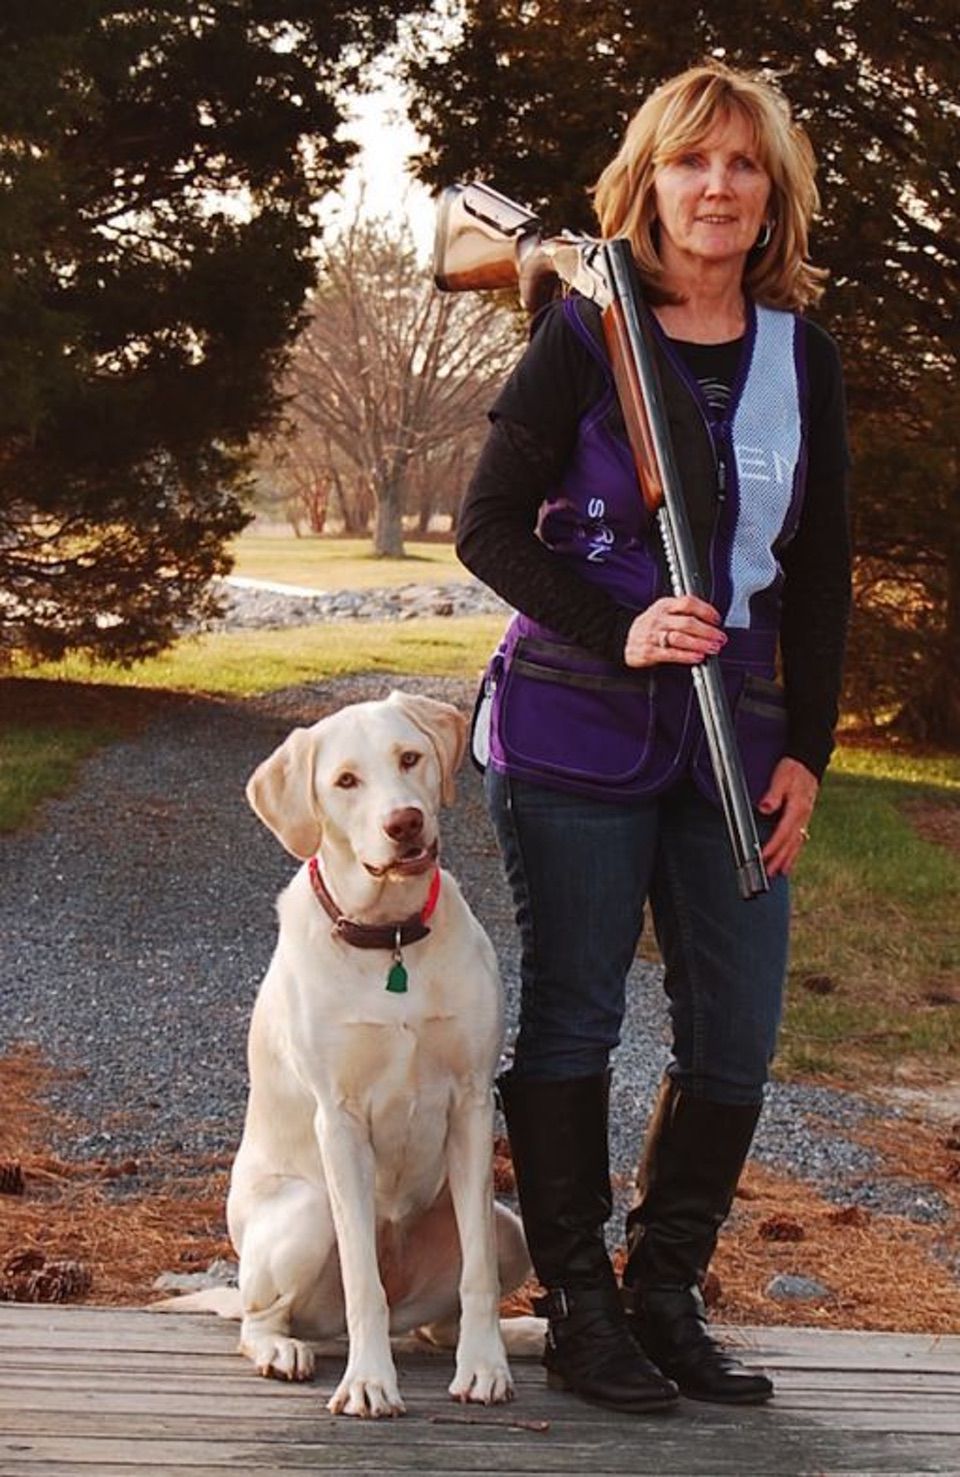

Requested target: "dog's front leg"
[
  {"left": 315, "top": 1105, "right": 404, "bottom": 1418},
  {"left": 446, "top": 1089, "right": 514, "bottom": 1405}
]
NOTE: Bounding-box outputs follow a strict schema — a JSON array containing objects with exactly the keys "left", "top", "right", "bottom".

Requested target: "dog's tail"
[{"left": 148, "top": 1287, "right": 242, "bottom": 1320}]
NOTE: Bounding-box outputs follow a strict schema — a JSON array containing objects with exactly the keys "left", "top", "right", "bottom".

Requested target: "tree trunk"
[
  {"left": 306, "top": 479, "right": 328, "bottom": 534},
  {"left": 328, "top": 462, "right": 367, "bottom": 534},
  {"left": 372, "top": 479, "right": 405, "bottom": 557},
  {"left": 894, "top": 657, "right": 960, "bottom": 746},
  {"left": 892, "top": 475, "right": 957, "bottom": 744},
  {"left": 892, "top": 502, "right": 960, "bottom": 747},
  {"left": 417, "top": 473, "right": 434, "bottom": 535}
]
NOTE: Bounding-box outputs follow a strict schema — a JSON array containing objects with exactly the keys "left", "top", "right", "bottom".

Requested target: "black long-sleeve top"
[{"left": 457, "top": 300, "right": 852, "bottom": 781}]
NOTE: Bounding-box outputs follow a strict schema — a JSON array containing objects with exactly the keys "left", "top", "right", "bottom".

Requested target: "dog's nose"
[{"left": 384, "top": 807, "right": 425, "bottom": 844}]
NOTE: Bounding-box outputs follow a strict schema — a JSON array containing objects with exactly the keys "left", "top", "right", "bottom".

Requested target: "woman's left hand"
[{"left": 758, "top": 757, "right": 819, "bottom": 877}]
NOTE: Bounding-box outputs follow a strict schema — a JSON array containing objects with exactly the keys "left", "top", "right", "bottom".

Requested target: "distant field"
[
  {"left": 13, "top": 616, "right": 506, "bottom": 699},
  {"left": 228, "top": 533, "right": 471, "bottom": 591}
]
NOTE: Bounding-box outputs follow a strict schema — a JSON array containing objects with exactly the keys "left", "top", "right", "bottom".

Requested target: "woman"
[{"left": 457, "top": 61, "right": 851, "bottom": 1414}]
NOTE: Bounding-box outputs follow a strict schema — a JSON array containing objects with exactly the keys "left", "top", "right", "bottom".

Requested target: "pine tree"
[
  {"left": 407, "top": 0, "right": 958, "bottom": 741},
  {"left": 0, "top": 0, "right": 418, "bottom": 662}
]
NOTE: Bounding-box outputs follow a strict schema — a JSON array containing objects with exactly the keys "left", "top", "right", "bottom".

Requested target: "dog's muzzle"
[{"left": 364, "top": 837, "right": 439, "bottom": 879}]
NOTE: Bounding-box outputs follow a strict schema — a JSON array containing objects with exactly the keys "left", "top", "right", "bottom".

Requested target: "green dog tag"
[{"left": 386, "top": 961, "right": 408, "bottom": 994}]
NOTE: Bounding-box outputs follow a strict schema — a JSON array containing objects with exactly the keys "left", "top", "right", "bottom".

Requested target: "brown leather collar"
[{"left": 308, "top": 856, "right": 440, "bottom": 950}]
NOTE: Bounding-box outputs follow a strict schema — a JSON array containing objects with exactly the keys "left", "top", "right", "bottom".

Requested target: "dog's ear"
[
  {"left": 387, "top": 692, "right": 468, "bottom": 807},
  {"left": 246, "top": 726, "right": 323, "bottom": 859}
]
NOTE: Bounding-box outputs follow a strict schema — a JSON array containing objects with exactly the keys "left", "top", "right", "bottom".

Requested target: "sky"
[{"left": 332, "top": 77, "right": 437, "bottom": 259}]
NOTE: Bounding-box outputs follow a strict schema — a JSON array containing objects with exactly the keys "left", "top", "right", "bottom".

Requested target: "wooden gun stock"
[{"left": 602, "top": 302, "right": 664, "bottom": 518}]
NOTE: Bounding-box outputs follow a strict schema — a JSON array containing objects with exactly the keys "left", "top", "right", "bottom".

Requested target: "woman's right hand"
[{"left": 623, "top": 596, "right": 727, "bottom": 668}]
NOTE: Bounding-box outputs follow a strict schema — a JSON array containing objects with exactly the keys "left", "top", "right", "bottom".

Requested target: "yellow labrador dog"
[{"left": 222, "top": 691, "right": 531, "bottom": 1417}]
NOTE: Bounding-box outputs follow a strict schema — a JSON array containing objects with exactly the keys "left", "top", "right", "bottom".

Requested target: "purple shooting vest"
[{"left": 483, "top": 296, "right": 809, "bottom": 807}]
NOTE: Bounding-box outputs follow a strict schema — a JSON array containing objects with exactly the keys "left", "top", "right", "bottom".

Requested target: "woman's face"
[{"left": 653, "top": 111, "right": 772, "bottom": 273}]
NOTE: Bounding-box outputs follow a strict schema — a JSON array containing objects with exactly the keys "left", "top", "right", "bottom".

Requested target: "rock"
[
  {"left": 765, "top": 1272, "right": 834, "bottom": 1302},
  {"left": 153, "top": 1256, "right": 238, "bottom": 1292},
  {"left": 191, "top": 575, "right": 513, "bottom": 635}
]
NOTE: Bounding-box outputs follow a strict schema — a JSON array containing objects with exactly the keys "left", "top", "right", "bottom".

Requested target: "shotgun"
[{"left": 434, "top": 181, "right": 768, "bottom": 900}]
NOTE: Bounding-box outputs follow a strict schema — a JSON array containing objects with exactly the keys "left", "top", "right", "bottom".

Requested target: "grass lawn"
[
  {"left": 776, "top": 743, "right": 960, "bottom": 1084},
  {"left": 0, "top": 723, "right": 119, "bottom": 833},
  {"left": 11, "top": 615, "right": 506, "bottom": 698},
  {"left": 228, "top": 533, "right": 472, "bottom": 590}
]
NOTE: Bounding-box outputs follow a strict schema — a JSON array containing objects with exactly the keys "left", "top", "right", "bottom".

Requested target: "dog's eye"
[
  {"left": 334, "top": 772, "right": 359, "bottom": 789},
  {"left": 399, "top": 751, "right": 421, "bottom": 771}
]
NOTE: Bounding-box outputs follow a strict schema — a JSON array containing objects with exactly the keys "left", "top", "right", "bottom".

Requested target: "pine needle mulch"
[
  {"left": 3, "top": 1046, "right": 959, "bottom": 1332},
  {"left": 709, "top": 1154, "right": 960, "bottom": 1335},
  {"left": 0, "top": 1047, "right": 231, "bottom": 1305}
]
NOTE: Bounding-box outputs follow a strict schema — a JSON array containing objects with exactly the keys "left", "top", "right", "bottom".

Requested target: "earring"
[{"left": 754, "top": 220, "right": 773, "bottom": 251}]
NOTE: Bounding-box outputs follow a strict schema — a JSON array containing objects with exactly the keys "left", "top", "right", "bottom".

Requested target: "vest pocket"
[
  {"left": 737, "top": 672, "right": 788, "bottom": 723},
  {"left": 493, "top": 637, "right": 656, "bottom": 785},
  {"left": 690, "top": 670, "right": 787, "bottom": 808},
  {"left": 731, "top": 672, "right": 788, "bottom": 803}
]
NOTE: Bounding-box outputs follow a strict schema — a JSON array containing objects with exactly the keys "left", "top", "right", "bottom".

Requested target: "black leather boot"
[
  {"left": 498, "top": 1069, "right": 678, "bottom": 1414},
  {"left": 622, "top": 1075, "right": 774, "bottom": 1405}
]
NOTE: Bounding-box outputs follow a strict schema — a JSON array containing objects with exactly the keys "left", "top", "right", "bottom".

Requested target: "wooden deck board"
[{"left": 0, "top": 1306, "right": 957, "bottom": 1476}]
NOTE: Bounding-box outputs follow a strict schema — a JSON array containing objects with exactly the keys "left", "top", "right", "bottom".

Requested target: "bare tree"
[
  {"left": 255, "top": 431, "right": 330, "bottom": 536},
  {"left": 262, "top": 416, "right": 374, "bottom": 535},
  {"left": 288, "top": 211, "right": 521, "bottom": 556},
  {"left": 409, "top": 424, "right": 489, "bottom": 534}
]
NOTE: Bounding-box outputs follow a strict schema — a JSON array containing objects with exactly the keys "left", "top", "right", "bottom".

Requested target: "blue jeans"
[{"left": 485, "top": 768, "right": 790, "bottom": 1106}]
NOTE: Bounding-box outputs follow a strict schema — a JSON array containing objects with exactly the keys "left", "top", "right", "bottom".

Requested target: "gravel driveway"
[{"left": 0, "top": 670, "right": 950, "bottom": 1234}]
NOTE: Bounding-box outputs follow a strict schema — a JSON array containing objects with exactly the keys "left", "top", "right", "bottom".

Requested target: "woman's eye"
[
  {"left": 399, "top": 751, "right": 421, "bottom": 771},
  {"left": 733, "top": 154, "right": 759, "bottom": 171},
  {"left": 677, "top": 153, "right": 703, "bottom": 168},
  {"left": 335, "top": 772, "right": 358, "bottom": 789}
]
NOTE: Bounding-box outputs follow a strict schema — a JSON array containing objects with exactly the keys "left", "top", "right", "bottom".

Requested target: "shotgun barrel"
[{"left": 601, "top": 240, "right": 767, "bottom": 899}]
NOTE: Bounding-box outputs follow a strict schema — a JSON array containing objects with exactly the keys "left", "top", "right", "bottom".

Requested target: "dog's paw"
[
  {"left": 449, "top": 1358, "right": 515, "bottom": 1405},
  {"left": 240, "top": 1333, "right": 315, "bottom": 1382},
  {"left": 327, "top": 1369, "right": 405, "bottom": 1419}
]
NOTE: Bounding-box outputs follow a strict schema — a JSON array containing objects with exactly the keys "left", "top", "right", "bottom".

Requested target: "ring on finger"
[{"left": 659, "top": 629, "right": 671, "bottom": 649}]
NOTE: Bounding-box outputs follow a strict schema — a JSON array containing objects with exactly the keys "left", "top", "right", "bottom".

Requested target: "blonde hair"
[{"left": 592, "top": 60, "right": 827, "bottom": 310}]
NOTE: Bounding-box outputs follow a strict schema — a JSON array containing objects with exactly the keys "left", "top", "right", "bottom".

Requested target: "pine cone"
[
  {"left": 3, "top": 1248, "right": 44, "bottom": 1276},
  {"left": 0, "top": 1252, "right": 93, "bottom": 1303},
  {"left": 26, "top": 1261, "right": 93, "bottom": 1303}
]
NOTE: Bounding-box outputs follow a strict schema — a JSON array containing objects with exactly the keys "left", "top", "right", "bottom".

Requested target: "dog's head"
[{"left": 246, "top": 691, "right": 468, "bottom": 873}]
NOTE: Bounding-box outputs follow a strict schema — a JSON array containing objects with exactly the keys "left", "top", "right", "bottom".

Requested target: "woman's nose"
[{"left": 702, "top": 159, "right": 733, "bottom": 194}]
